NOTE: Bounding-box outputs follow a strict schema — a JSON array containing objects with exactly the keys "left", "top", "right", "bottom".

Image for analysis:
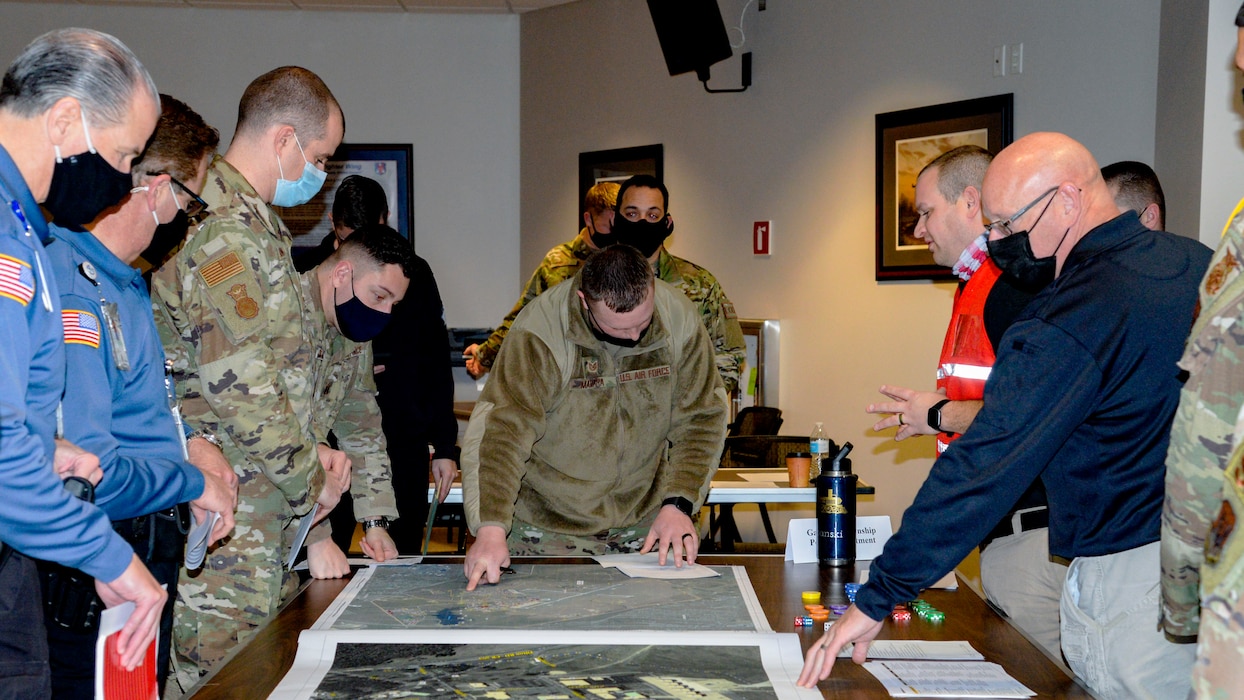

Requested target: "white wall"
[
  {"left": 0, "top": 2, "right": 521, "bottom": 330},
  {"left": 1201, "top": 0, "right": 1244, "bottom": 245},
  {"left": 521, "top": 0, "right": 1163, "bottom": 529}
]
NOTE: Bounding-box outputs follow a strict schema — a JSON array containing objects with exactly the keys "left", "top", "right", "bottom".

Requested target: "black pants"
[{"left": 0, "top": 549, "right": 51, "bottom": 699}]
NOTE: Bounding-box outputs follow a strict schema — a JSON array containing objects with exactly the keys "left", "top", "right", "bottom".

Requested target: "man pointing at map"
[{"left": 460, "top": 245, "right": 729, "bottom": 589}]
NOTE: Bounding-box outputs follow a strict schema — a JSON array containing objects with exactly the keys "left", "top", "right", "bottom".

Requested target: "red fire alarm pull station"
[{"left": 753, "top": 221, "right": 772, "bottom": 256}]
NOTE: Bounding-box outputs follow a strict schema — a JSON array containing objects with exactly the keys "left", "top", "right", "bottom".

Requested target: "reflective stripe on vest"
[{"left": 937, "top": 362, "right": 993, "bottom": 381}]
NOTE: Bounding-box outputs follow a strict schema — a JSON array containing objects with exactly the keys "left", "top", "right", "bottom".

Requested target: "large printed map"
[
  {"left": 315, "top": 563, "right": 768, "bottom": 632},
  {"left": 312, "top": 641, "right": 780, "bottom": 699}
]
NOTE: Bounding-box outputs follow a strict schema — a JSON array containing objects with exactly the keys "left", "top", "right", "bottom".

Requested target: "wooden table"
[{"left": 187, "top": 555, "right": 1089, "bottom": 699}]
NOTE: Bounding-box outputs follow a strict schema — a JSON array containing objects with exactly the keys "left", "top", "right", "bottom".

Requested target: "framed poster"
[
  {"left": 279, "top": 143, "right": 414, "bottom": 250},
  {"left": 875, "top": 94, "right": 1013, "bottom": 280},
  {"left": 577, "top": 144, "right": 663, "bottom": 228}
]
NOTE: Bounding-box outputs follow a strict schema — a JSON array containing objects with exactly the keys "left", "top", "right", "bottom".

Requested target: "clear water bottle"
[{"left": 810, "top": 422, "right": 829, "bottom": 476}]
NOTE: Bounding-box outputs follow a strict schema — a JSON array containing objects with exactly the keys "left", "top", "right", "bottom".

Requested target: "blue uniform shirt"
[
  {"left": 45, "top": 225, "right": 205, "bottom": 520},
  {"left": 856, "top": 215, "right": 1212, "bottom": 621},
  {"left": 0, "top": 143, "right": 132, "bottom": 582}
]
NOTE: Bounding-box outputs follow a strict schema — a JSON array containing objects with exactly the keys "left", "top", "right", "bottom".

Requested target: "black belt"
[{"left": 980, "top": 506, "right": 1049, "bottom": 550}]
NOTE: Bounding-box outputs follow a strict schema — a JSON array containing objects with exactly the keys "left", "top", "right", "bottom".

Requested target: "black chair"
[{"left": 710, "top": 406, "right": 784, "bottom": 550}]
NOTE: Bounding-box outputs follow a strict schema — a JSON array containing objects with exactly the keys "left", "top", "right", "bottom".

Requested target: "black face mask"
[
  {"left": 610, "top": 215, "right": 674, "bottom": 258},
  {"left": 140, "top": 209, "right": 190, "bottom": 271},
  {"left": 986, "top": 228, "right": 1068, "bottom": 292},
  {"left": 334, "top": 271, "right": 392, "bottom": 342},
  {"left": 588, "top": 223, "right": 614, "bottom": 249},
  {"left": 44, "top": 151, "right": 133, "bottom": 230}
]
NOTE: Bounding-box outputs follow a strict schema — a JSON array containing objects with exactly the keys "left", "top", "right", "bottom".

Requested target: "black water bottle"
[{"left": 817, "top": 442, "right": 857, "bottom": 566}]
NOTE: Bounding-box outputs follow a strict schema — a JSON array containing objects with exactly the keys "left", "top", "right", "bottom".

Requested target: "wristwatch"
[
  {"left": 927, "top": 399, "right": 952, "bottom": 433},
  {"left": 362, "top": 517, "right": 390, "bottom": 532},
  {"left": 661, "top": 496, "right": 695, "bottom": 518},
  {"left": 187, "top": 429, "right": 223, "bottom": 450}
]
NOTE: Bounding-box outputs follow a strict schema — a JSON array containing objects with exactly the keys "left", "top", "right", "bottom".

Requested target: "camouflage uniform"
[
  {"left": 1162, "top": 198, "right": 1244, "bottom": 696},
  {"left": 151, "top": 156, "right": 324, "bottom": 689},
  {"left": 473, "top": 230, "right": 594, "bottom": 369},
  {"left": 297, "top": 269, "right": 398, "bottom": 550},
  {"left": 653, "top": 247, "right": 746, "bottom": 394},
  {"left": 478, "top": 230, "right": 746, "bottom": 393}
]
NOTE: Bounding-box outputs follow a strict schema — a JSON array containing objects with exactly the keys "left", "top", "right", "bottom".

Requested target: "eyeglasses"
[
  {"left": 165, "top": 174, "right": 210, "bottom": 224},
  {"left": 984, "top": 186, "right": 1059, "bottom": 238}
]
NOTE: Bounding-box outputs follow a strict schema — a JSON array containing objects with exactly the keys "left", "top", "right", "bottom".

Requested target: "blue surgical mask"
[{"left": 272, "top": 132, "right": 327, "bottom": 208}]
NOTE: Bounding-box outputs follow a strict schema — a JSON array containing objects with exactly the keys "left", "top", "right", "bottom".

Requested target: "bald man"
[{"left": 800, "top": 133, "right": 1210, "bottom": 700}]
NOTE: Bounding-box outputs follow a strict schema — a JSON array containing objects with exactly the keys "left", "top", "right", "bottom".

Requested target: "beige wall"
[
  {"left": 0, "top": 3, "right": 522, "bottom": 330},
  {"left": 521, "top": 0, "right": 1163, "bottom": 531}
]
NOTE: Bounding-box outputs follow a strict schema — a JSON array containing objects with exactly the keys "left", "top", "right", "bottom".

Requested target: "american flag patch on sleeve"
[
  {"left": 0, "top": 253, "right": 35, "bottom": 306},
  {"left": 62, "top": 309, "right": 101, "bottom": 348}
]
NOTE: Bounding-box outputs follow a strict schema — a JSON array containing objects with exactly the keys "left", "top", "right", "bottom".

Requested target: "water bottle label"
[{"left": 811, "top": 439, "right": 828, "bottom": 455}]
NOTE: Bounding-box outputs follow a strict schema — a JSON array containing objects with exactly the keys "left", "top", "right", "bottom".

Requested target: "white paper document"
[
  {"left": 838, "top": 640, "right": 983, "bottom": 660},
  {"left": 284, "top": 503, "right": 320, "bottom": 571},
  {"left": 184, "top": 511, "right": 220, "bottom": 570},
  {"left": 733, "top": 471, "right": 788, "bottom": 483},
  {"left": 863, "top": 660, "right": 1035, "bottom": 697},
  {"left": 593, "top": 552, "right": 722, "bottom": 579},
  {"left": 784, "top": 516, "right": 893, "bottom": 564}
]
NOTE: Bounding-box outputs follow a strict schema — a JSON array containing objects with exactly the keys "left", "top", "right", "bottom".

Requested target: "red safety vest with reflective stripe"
[{"left": 935, "top": 258, "right": 1003, "bottom": 454}]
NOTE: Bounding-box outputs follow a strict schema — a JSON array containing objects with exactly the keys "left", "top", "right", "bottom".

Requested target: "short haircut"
[
  {"left": 920, "top": 145, "right": 993, "bottom": 203},
  {"left": 0, "top": 28, "right": 158, "bottom": 127},
  {"left": 132, "top": 94, "right": 219, "bottom": 185},
  {"left": 332, "top": 175, "right": 389, "bottom": 231},
  {"left": 332, "top": 223, "right": 412, "bottom": 279},
  {"left": 583, "top": 181, "right": 620, "bottom": 215},
  {"left": 1102, "top": 160, "right": 1165, "bottom": 228},
  {"left": 234, "top": 66, "right": 341, "bottom": 142},
  {"left": 579, "top": 244, "right": 654, "bottom": 313},
  {"left": 616, "top": 174, "right": 670, "bottom": 213}
]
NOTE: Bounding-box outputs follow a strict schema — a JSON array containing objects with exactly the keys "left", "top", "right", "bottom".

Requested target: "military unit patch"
[
  {"left": 199, "top": 251, "right": 245, "bottom": 288},
  {"left": 62, "top": 309, "right": 101, "bottom": 348},
  {"left": 227, "top": 283, "right": 260, "bottom": 319},
  {"left": 0, "top": 253, "right": 35, "bottom": 306}
]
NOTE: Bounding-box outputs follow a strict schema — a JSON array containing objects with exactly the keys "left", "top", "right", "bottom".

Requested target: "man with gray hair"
[{"left": 0, "top": 27, "right": 165, "bottom": 694}]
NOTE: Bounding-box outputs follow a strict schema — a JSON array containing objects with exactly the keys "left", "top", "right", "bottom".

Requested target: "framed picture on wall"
[
  {"left": 578, "top": 144, "right": 663, "bottom": 229},
  {"left": 875, "top": 94, "right": 1013, "bottom": 280},
  {"left": 279, "top": 143, "right": 414, "bottom": 252}
]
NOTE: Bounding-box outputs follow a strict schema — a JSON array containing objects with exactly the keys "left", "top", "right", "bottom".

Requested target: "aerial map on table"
[
  {"left": 312, "top": 563, "right": 770, "bottom": 632},
  {"left": 270, "top": 630, "right": 820, "bottom": 700}
]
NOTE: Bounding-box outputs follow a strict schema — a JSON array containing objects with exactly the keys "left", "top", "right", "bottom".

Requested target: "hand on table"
[
  {"left": 797, "top": 604, "right": 884, "bottom": 687},
  {"left": 307, "top": 538, "right": 350, "bottom": 579},
  {"left": 360, "top": 525, "right": 398, "bottom": 563},
  {"left": 639, "top": 505, "right": 698, "bottom": 567},
  {"left": 464, "top": 525, "right": 510, "bottom": 591}
]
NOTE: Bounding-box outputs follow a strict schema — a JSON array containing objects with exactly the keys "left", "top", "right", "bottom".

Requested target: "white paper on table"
[
  {"left": 592, "top": 552, "right": 721, "bottom": 579},
  {"left": 855, "top": 515, "right": 892, "bottom": 560},
  {"left": 838, "top": 640, "right": 983, "bottom": 660},
  {"left": 734, "top": 471, "right": 789, "bottom": 483},
  {"left": 862, "top": 660, "right": 1035, "bottom": 697},
  {"left": 784, "top": 517, "right": 894, "bottom": 564}
]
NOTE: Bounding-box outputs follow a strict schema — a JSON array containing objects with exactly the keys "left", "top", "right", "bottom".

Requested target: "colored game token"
[
  {"left": 925, "top": 610, "right": 945, "bottom": 623},
  {"left": 828, "top": 604, "right": 849, "bottom": 616},
  {"left": 802, "top": 591, "right": 822, "bottom": 605},
  {"left": 892, "top": 609, "right": 912, "bottom": 622}
]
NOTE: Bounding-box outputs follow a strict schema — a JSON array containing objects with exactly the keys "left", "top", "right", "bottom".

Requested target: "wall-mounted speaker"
[{"left": 646, "top": 0, "right": 733, "bottom": 79}]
